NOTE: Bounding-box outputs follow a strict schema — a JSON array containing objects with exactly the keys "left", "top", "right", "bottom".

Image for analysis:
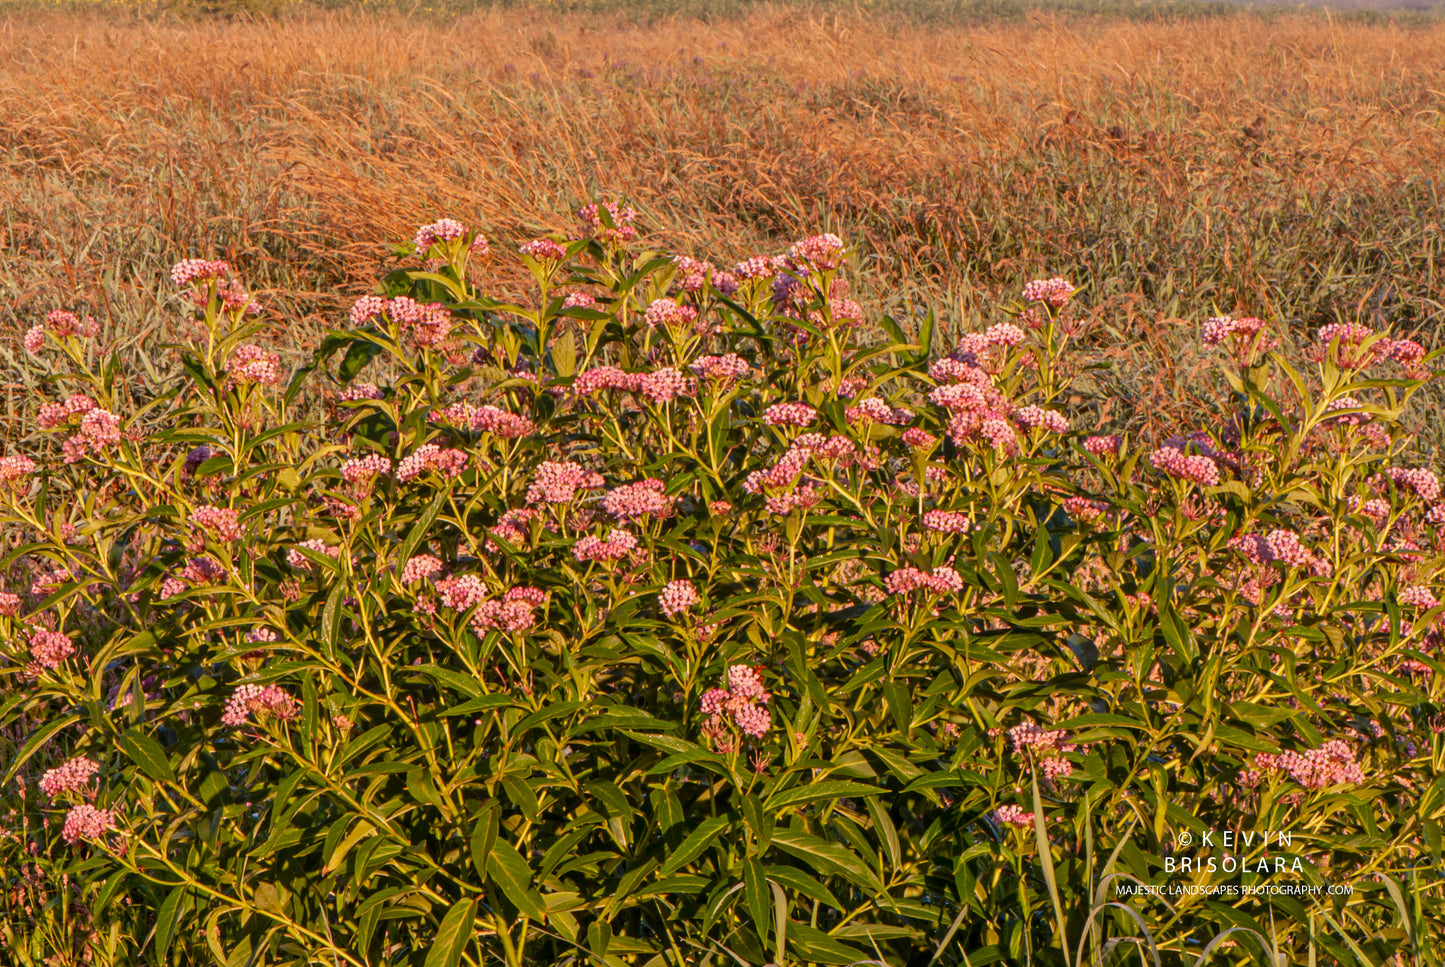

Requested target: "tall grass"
[{"left": 1, "top": 5, "right": 1442, "bottom": 453}]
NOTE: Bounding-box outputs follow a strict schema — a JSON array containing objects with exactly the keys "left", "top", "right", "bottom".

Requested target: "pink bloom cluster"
[
  {"left": 1021, "top": 277, "right": 1075, "bottom": 307},
  {"left": 1385, "top": 467, "right": 1441, "bottom": 502},
  {"left": 342, "top": 453, "right": 392, "bottom": 487},
  {"left": 992, "top": 805, "right": 1036, "bottom": 828},
  {"left": 449, "top": 404, "right": 534, "bottom": 438},
  {"left": 764, "top": 402, "right": 817, "bottom": 427},
  {"left": 572, "top": 366, "right": 698, "bottom": 404},
  {"left": 470, "top": 587, "right": 547, "bottom": 633},
  {"left": 221, "top": 683, "right": 300, "bottom": 727},
  {"left": 190, "top": 505, "right": 243, "bottom": 542},
  {"left": 245, "top": 627, "right": 278, "bottom": 644},
  {"left": 402, "top": 554, "right": 445, "bottom": 584},
  {"left": 1400, "top": 586, "right": 1441, "bottom": 609},
  {"left": 884, "top": 565, "right": 964, "bottom": 596},
  {"left": 922, "top": 510, "right": 971, "bottom": 534},
  {"left": 1230, "top": 529, "right": 1330, "bottom": 575},
  {"left": 1084, "top": 434, "right": 1122, "bottom": 457},
  {"left": 25, "top": 310, "right": 101, "bottom": 353},
  {"left": 31, "top": 565, "right": 72, "bottom": 596},
  {"left": 171, "top": 258, "right": 231, "bottom": 287},
  {"left": 1149, "top": 444, "right": 1219, "bottom": 486},
  {"left": 1201, "top": 316, "right": 1271, "bottom": 349},
  {"left": 350, "top": 296, "right": 453, "bottom": 347},
  {"left": 846, "top": 397, "right": 911, "bottom": 426},
  {"left": 1254, "top": 740, "right": 1364, "bottom": 790},
  {"left": 0, "top": 592, "right": 20, "bottom": 616},
  {"left": 575, "top": 202, "right": 639, "bottom": 243},
  {"left": 689, "top": 353, "right": 750, "bottom": 383},
  {"left": 0, "top": 454, "right": 37, "bottom": 486},
  {"left": 287, "top": 539, "right": 337, "bottom": 571},
  {"left": 1323, "top": 396, "right": 1369, "bottom": 426},
  {"left": 180, "top": 555, "right": 227, "bottom": 585},
  {"left": 902, "top": 427, "right": 937, "bottom": 448},
  {"left": 60, "top": 408, "right": 122, "bottom": 464},
  {"left": 1014, "top": 405, "right": 1068, "bottom": 433},
  {"left": 39, "top": 757, "right": 100, "bottom": 799},
  {"left": 1064, "top": 497, "right": 1110, "bottom": 522},
  {"left": 732, "top": 255, "right": 783, "bottom": 281},
  {"left": 672, "top": 255, "right": 737, "bottom": 294},
  {"left": 644, "top": 299, "right": 700, "bottom": 332},
  {"left": 227, "top": 345, "right": 282, "bottom": 387},
  {"left": 30, "top": 629, "right": 76, "bottom": 669},
  {"left": 487, "top": 507, "right": 539, "bottom": 548},
  {"left": 37, "top": 393, "right": 97, "bottom": 430},
  {"left": 788, "top": 233, "right": 846, "bottom": 270},
  {"left": 396, "top": 445, "right": 468, "bottom": 483},
  {"left": 520, "top": 238, "right": 567, "bottom": 261},
  {"left": 414, "top": 218, "right": 467, "bottom": 250},
  {"left": 562, "top": 291, "right": 596, "bottom": 309},
  {"left": 573, "top": 529, "right": 639, "bottom": 564},
  {"left": 700, "top": 664, "right": 773, "bottom": 743},
  {"left": 659, "top": 579, "right": 699, "bottom": 618},
  {"left": 62, "top": 804, "right": 116, "bottom": 844},
  {"left": 601, "top": 479, "right": 675, "bottom": 520},
  {"left": 526, "top": 461, "right": 605, "bottom": 504},
  {"left": 1008, "top": 723, "right": 1079, "bottom": 780}
]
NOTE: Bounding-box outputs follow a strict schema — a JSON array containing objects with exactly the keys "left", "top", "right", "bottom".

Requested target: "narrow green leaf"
[
  {"left": 486, "top": 840, "right": 546, "bottom": 922},
  {"left": 120, "top": 730, "right": 177, "bottom": 784},
  {"left": 660, "top": 814, "right": 731, "bottom": 875},
  {"left": 423, "top": 898, "right": 476, "bottom": 967}
]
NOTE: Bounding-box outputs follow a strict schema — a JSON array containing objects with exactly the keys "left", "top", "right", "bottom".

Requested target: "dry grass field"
[{"left": 2, "top": 2, "right": 1443, "bottom": 451}]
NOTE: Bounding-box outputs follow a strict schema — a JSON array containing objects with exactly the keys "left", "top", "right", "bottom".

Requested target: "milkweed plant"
[{"left": 1, "top": 205, "right": 1443, "bottom": 967}]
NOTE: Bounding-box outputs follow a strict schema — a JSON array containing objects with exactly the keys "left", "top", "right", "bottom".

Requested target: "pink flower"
[
  {"left": 287, "top": 540, "right": 338, "bottom": 572},
  {"left": 171, "top": 258, "right": 230, "bottom": 287},
  {"left": 1255, "top": 740, "right": 1364, "bottom": 790},
  {"left": 1021, "top": 278, "right": 1075, "bottom": 307},
  {"left": 23, "top": 325, "right": 45, "bottom": 354},
  {"left": 764, "top": 402, "right": 817, "bottom": 427},
  {"left": 384, "top": 297, "right": 453, "bottom": 348},
  {"left": 39, "top": 757, "right": 100, "bottom": 800},
  {"left": 341, "top": 453, "right": 392, "bottom": 487},
  {"left": 62, "top": 804, "right": 116, "bottom": 844},
  {"left": 1064, "top": 497, "right": 1109, "bottom": 522},
  {"left": 0, "top": 454, "right": 37, "bottom": 486},
  {"left": 922, "top": 510, "right": 971, "bottom": 534},
  {"left": 414, "top": 218, "right": 467, "bottom": 250},
  {"left": 221, "top": 683, "right": 299, "bottom": 727},
  {"left": 189, "top": 505, "right": 243, "bottom": 543},
  {"left": 520, "top": 238, "right": 567, "bottom": 262},
  {"left": 985, "top": 323, "right": 1026, "bottom": 346},
  {"left": 37, "top": 393, "right": 96, "bottom": 430},
  {"left": 526, "top": 461, "right": 604, "bottom": 504},
  {"left": 902, "top": 427, "right": 937, "bottom": 448},
  {"left": 845, "top": 397, "right": 911, "bottom": 426},
  {"left": 884, "top": 566, "right": 964, "bottom": 596},
  {"left": 562, "top": 291, "right": 596, "bottom": 309},
  {"left": 689, "top": 354, "right": 751, "bottom": 383},
  {"left": 1014, "top": 405, "right": 1068, "bottom": 433},
  {"left": 573, "top": 366, "right": 637, "bottom": 397},
  {"left": 338, "top": 382, "right": 381, "bottom": 403},
  {"left": 227, "top": 346, "right": 282, "bottom": 387},
  {"left": 992, "top": 805, "right": 1036, "bottom": 828},
  {"left": 1083, "top": 435, "right": 1122, "bottom": 457},
  {"left": 644, "top": 299, "right": 699, "bottom": 332},
  {"left": 245, "top": 627, "right": 278, "bottom": 644},
  {"left": 1201, "top": 316, "right": 1271, "bottom": 349},
  {"left": 659, "top": 579, "right": 699, "bottom": 618},
  {"left": 1387, "top": 467, "right": 1441, "bottom": 502},
  {"left": 0, "top": 592, "right": 21, "bottom": 616},
  {"left": 700, "top": 665, "right": 773, "bottom": 742},
  {"left": 732, "top": 256, "right": 778, "bottom": 281},
  {"left": 602, "top": 479, "right": 675, "bottom": 521},
  {"left": 402, "top": 554, "right": 445, "bottom": 584},
  {"left": 1400, "top": 586, "right": 1441, "bottom": 610},
  {"left": 573, "top": 529, "right": 639, "bottom": 564},
  {"left": 1149, "top": 445, "right": 1219, "bottom": 486},
  {"left": 396, "top": 445, "right": 468, "bottom": 483},
  {"left": 574, "top": 202, "right": 639, "bottom": 243},
  {"left": 635, "top": 368, "right": 695, "bottom": 404},
  {"left": 788, "top": 234, "right": 845, "bottom": 270},
  {"left": 29, "top": 629, "right": 76, "bottom": 669},
  {"left": 61, "top": 408, "right": 122, "bottom": 464}
]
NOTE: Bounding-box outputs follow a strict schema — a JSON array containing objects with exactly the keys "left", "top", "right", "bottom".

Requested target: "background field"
[{"left": 2, "top": 0, "right": 1442, "bottom": 454}]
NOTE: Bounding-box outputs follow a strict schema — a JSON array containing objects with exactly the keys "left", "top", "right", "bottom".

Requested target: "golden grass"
[{"left": 2, "top": 5, "right": 1442, "bottom": 446}]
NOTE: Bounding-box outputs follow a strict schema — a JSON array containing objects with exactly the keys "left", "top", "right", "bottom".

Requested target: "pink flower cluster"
[
  {"left": 1231, "top": 529, "right": 1330, "bottom": 575},
  {"left": 526, "top": 460, "right": 605, "bottom": 504},
  {"left": 1148, "top": 444, "right": 1219, "bottom": 486},
  {"left": 884, "top": 565, "right": 964, "bottom": 596},
  {"left": 764, "top": 402, "right": 817, "bottom": 427},
  {"left": 402, "top": 554, "right": 445, "bottom": 584},
  {"left": 1084, "top": 434, "right": 1122, "bottom": 457},
  {"left": 470, "top": 587, "right": 547, "bottom": 634},
  {"left": 189, "top": 505, "right": 243, "bottom": 542},
  {"left": 350, "top": 296, "right": 453, "bottom": 347},
  {"left": 1014, "top": 405, "right": 1068, "bottom": 433},
  {"left": 788, "top": 233, "right": 846, "bottom": 270},
  {"left": 30, "top": 629, "right": 76, "bottom": 669},
  {"left": 992, "top": 805, "right": 1036, "bottom": 828},
  {"left": 1400, "top": 585, "right": 1441, "bottom": 609},
  {"left": 1021, "top": 277, "right": 1075, "bottom": 307},
  {"left": 287, "top": 540, "right": 337, "bottom": 571},
  {"left": 575, "top": 202, "right": 639, "bottom": 243},
  {"left": 39, "top": 757, "right": 100, "bottom": 799},
  {"left": 572, "top": 366, "right": 698, "bottom": 404},
  {"left": 845, "top": 397, "right": 911, "bottom": 426},
  {"left": 221, "top": 683, "right": 300, "bottom": 727},
  {"left": 922, "top": 510, "right": 971, "bottom": 534},
  {"left": 700, "top": 664, "right": 773, "bottom": 742},
  {"left": 1064, "top": 497, "right": 1109, "bottom": 522},
  {"left": 689, "top": 354, "right": 750, "bottom": 383},
  {"left": 520, "top": 238, "right": 567, "bottom": 261},
  {"left": 25, "top": 310, "right": 101, "bottom": 353},
  {"left": 1385, "top": 467, "right": 1441, "bottom": 502},
  {"left": 37, "top": 393, "right": 97, "bottom": 430},
  {"left": 1254, "top": 740, "right": 1364, "bottom": 790},
  {"left": 62, "top": 408, "right": 122, "bottom": 464},
  {"left": 487, "top": 507, "right": 539, "bottom": 548},
  {"left": 562, "top": 291, "right": 596, "bottom": 309},
  {"left": 659, "top": 579, "right": 699, "bottom": 618},
  {"left": 414, "top": 217, "right": 467, "bottom": 250},
  {"left": 227, "top": 345, "right": 282, "bottom": 387},
  {"left": 170, "top": 258, "right": 231, "bottom": 287},
  {"left": 62, "top": 804, "right": 116, "bottom": 844},
  {"left": 342, "top": 453, "right": 392, "bottom": 487},
  {"left": 1201, "top": 316, "right": 1272, "bottom": 350},
  {"left": 1008, "top": 723, "right": 1079, "bottom": 780},
  {"left": 396, "top": 445, "right": 468, "bottom": 483},
  {"left": 601, "top": 479, "right": 675, "bottom": 520},
  {"left": 0, "top": 454, "right": 37, "bottom": 486},
  {"left": 573, "top": 529, "right": 639, "bottom": 564},
  {"left": 644, "top": 299, "right": 700, "bottom": 332}
]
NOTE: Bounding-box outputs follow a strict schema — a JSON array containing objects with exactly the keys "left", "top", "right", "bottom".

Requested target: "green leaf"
[
  {"left": 744, "top": 857, "right": 770, "bottom": 951},
  {"left": 153, "top": 885, "right": 189, "bottom": 965},
  {"left": 660, "top": 814, "right": 732, "bottom": 875},
  {"left": 486, "top": 840, "right": 547, "bottom": 922},
  {"left": 770, "top": 828, "right": 884, "bottom": 893},
  {"left": 767, "top": 780, "right": 882, "bottom": 812},
  {"left": 338, "top": 339, "right": 382, "bottom": 385},
  {"left": 120, "top": 730, "right": 177, "bottom": 784},
  {"left": 397, "top": 488, "right": 449, "bottom": 576},
  {"left": 2, "top": 713, "right": 81, "bottom": 785},
  {"left": 552, "top": 328, "right": 577, "bottom": 378},
  {"left": 423, "top": 898, "right": 476, "bottom": 967}
]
